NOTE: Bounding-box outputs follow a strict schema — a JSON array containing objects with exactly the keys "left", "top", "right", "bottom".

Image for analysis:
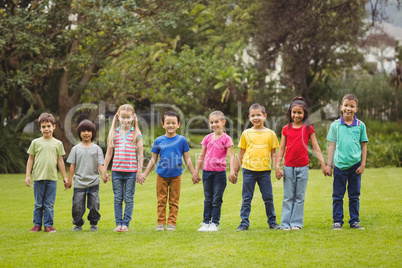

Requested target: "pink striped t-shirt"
[
  {"left": 201, "top": 133, "right": 233, "bottom": 171},
  {"left": 112, "top": 126, "right": 142, "bottom": 172}
]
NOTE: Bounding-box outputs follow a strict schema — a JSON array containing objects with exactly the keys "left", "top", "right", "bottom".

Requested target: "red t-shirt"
[{"left": 282, "top": 123, "right": 315, "bottom": 167}]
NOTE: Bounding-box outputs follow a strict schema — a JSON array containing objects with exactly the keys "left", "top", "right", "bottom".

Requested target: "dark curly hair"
[
  {"left": 286, "top": 97, "right": 312, "bottom": 132},
  {"left": 77, "top": 119, "right": 96, "bottom": 141}
]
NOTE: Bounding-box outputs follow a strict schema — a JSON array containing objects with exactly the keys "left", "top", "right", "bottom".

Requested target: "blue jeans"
[
  {"left": 333, "top": 162, "right": 361, "bottom": 226},
  {"left": 240, "top": 169, "right": 277, "bottom": 227},
  {"left": 202, "top": 170, "right": 227, "bottom": 225},
  {"left": 281, "top": 165, "right": 309, "bottom": 229},
  {"left": 33, "top": 180, "right": 57, "bottom": 227},
  {"left": 112, "top": 171, "right": 136, "bottom": 227},
  {"left": 72, "top": 185, "right": 100, "bottom": 226}
]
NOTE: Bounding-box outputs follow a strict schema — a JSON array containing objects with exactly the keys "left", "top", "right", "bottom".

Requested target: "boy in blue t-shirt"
[
  {"left": 325, "top": 94, "right": 368, "bottom": 230},
  {"left": 143, "top": 111, "right": 201, "bottom": 231}
]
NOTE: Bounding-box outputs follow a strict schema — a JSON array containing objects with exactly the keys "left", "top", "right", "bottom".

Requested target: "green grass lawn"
[{"left": 0, "top": 168, "right": 401, "bottom": 267}]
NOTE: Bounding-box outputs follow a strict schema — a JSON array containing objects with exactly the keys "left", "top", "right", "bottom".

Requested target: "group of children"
[{"left": 26, "top": 94, "right": 368, "bottom": 232}]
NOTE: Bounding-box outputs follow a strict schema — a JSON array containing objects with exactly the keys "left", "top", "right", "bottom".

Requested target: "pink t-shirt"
[
  {"left": 201, "top": 133, "right": 233, "bottom": 171},
  {"left": 282, "top": 123, "right": 315, "bottom": 167}
]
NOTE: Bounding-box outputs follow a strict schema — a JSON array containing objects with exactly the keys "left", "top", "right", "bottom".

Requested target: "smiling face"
[
  {"left": 162, "top": 116, "right": 180, "bottom": 136},
  {"left": 248, "top": 109, "right": 267, "bottom": 129},
  {"left": 40, "top": 121, "right": 55, "bottom": 139},
  {"left": 118, "top": 110, "right": 134, "bottom": 130},
  {"left": 291, "top": 105, "right": 305, "bottom": 125},
  {"left": 341, "top": 99, "right": 358, "bottom": 120},
  {"left": 80, "top": 130, "right": 93, "bottom": 143},
  {"left": 209, "top": 115, "right": 225, "bottom": 135}
]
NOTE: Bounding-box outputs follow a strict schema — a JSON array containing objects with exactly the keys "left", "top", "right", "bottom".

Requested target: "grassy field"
[{"left": 0, "top": 168, "right": 401, "bottom": 267}]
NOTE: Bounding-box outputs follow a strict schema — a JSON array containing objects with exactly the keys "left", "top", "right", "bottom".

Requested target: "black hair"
[
  {"left": 286, "top": 97, "right": 312, "bottom": 132},
  {"left": 342, "top": 94, "right": 359, "bottom": 106},
  {"left": 162, "top": 111, "right": 180, "bottom": 124},
  {"left": 77, "top": 119, "right": 96, "bottom": 141}
]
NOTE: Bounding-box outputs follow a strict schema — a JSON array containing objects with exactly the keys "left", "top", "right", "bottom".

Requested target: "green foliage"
[{"left": 1, "top": 168, "right": 401, "bottom": 266}]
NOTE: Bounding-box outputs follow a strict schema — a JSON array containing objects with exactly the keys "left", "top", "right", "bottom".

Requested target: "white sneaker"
[
  {"left": 207, "top": 223, "right": 219, "bottom": 231},
  {"left": 198, "top": 222, "right": 210, "bottom": 231}
]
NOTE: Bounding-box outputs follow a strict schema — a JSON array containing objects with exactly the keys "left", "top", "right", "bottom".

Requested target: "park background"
[{"left": 0, "top": 0, "right": 401, "bottom": 267}]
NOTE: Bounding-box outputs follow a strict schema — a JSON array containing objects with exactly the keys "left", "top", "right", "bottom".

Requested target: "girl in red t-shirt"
[{"left": 275, "top": 97, "right": 326, "bottom": 230}]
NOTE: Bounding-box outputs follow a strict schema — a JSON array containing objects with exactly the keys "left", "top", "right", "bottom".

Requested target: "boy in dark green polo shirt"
[{"left": 325, "top": 94, "right": 368, "bottom": 230}]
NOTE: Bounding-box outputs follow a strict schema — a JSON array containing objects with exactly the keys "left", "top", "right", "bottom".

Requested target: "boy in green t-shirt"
[
  {"left": 325, "top": 94, "right": 368, "bottom": 230},
  {"left": 26, "top": 113, "right": 68, "bottom": 233},
  {"left": 234, "top": 103, "right": 280, "bottom": 231}
]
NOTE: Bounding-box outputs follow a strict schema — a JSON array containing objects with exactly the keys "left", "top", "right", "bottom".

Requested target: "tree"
[
  {"left": 0, "top": 0, "right": 194, "bottom": 154},
  {"left": 233, "top": 0, "right": 367, "bottom": 108}
]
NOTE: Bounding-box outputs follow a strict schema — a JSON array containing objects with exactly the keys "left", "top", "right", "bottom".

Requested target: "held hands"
[
  {"left": 64, "top": 177, "right": 72, "bottom": 190},
  {"left": 275, "top": 168, "right": 283, "bottom": 180},
  {"left": 192, "top": 173, "right": 201, "bottom": 184},
  {"left": 137, "top": 172, "right": 146, "bottom": 185},
  {"left": 102, "top": 172, "right": 111, "bottom": 183},
  {"left": 228, "top": 173, "right": 237, "bottom": 184},
  {"left": 324, "top": 165, "right": 333, "bottom": 177}
]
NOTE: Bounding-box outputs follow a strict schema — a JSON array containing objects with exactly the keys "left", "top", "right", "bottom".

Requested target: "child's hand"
[
  {"left": 192, "top": 174, "right": 201, "bottom": 184},
  {"left": 136, "top": 172, "right": 145, "bottom": 185},
  {"left": 25, "top": 175, "right": 31, "bottom": 187},
  {"left": 228, "top": 173, "right": 237, "bottom": 184},
  {"left": 275, "top": 168, "right": 283, "bottom": 180},
  {"left": 325, "top": 166, "right": 332, "bottom": 177},
  {"left": 63, "top": 177, "right": 71, "bottom": 190},
  {"left": 102, "top": 173, "right": 110, "bottom": 183},
  {"left": 356, "top": 165, "right": 365, "bottom": 175}
]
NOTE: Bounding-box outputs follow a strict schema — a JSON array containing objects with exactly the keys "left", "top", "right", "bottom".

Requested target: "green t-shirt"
[
  {"left": 27, "top": 137, "right": 65, "bottom": 181},
  {"left": 326, "top": 117, "right": 368, "bottom": 170}
]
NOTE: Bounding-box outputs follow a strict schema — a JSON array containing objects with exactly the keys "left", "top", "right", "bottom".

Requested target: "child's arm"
[
  {"left": 103, "top": 146, "right": 113, "bottom": 183},
  {"left": 310, "top": 132, "right": 327, "bottom": 176},
  {"left": 275, "top": 134, "right": 286, "bottom": 180},
  {"left": 326, "top": 142, "right": 336, "bottom": 177},
  {"left": 194, "top": 146, "right": 206, "bottom": 174},
  {"left": 271, "top": 148, "right": 279, "bottom": 180},
  {"left": 184, "top": 151, "right": 200, "bottom": 184},
  {"left": 97, "top": 164, "right": 108, "bottom": 184},
  {"left": 142, "top": 153, "right": 159, "bottom": 182},
  {"left": 57, "top": 156, "right": 68, "bottom": 187},
  {"left": 66, "top": 164, "right": 75, "bottom": 190},
  {"left": 136, "top": 137, "right": 144, "bottom": 184},
  {"left": 25, "top": 155, "right": 35, "bottom": 187},
  {"left": 234, "top": 148, "right": 245, "bottom": 179},
  {"left": 356, "top": 142, "right": 367, "bottom": 174},
  {"left": 227, "top": 146, "right": 237, "bottom": 184}
]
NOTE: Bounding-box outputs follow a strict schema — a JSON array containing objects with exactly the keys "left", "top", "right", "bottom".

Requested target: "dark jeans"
[
  {"left": 240, "top": 169, "right": 277, "bottom": 227},
  {"left": 202, "top": 170, "right": 227, "bottom": 225},
  {"left": 72, "top": 184, "right": 100, "bottom": 226},
  {"left": 333, "top": 162, "right": 361, "bottom": 226},
  {"left": 33, "top": 180, "right": 57, "bottom": 227}
]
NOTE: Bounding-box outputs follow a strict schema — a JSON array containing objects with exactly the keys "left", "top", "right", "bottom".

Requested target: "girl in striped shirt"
[{"left": 104, "top": 104, "right": 144, "bottom": 232}]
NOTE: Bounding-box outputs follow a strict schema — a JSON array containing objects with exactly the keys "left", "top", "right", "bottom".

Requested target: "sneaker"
[
  {"left": 292, "top": 226, "right": 301, "bottom": 230},
  {"left": 30, "top": 226, "right": 41, "bottom": 232},
  {"left": 350, "top": 222, "right": 365, "bottom": 230},
  {"left": 156, "top": 224, "right": 165, "bottom": 231},
  {"left": 198, "top": 222, "right": 210, "bottom": 231},
  {"left": 237, "top": 225, "right": 248, "bottom": 231},
  {"left": 333, "top": 223, "right": 342, "bottom": 230},
  {"left": 167, "top": 224, "right": 176, "bottom": 231},
  {"left": 269, "top": 223, "right": 280, "bottom": 230},
  {"left": 44, "top": 226, "right": 56, "bottom": 233},
  {"left": 207, "top": 223, "right": 219, "bottom": 231},
  {"left": 120, "top": 226, "right": 129, "bottom": 232},
  {"left": 114, "top": 226, "right": 122, "bottom": 232},
  {"left": 72, "top": 225, "right": 82, "bottom": 231},
  {"left": 90, "top": 225, "right": 98, "bottom": 231},
  {"left": 282, "top": 227, "right": 291, "bottom": 231}
]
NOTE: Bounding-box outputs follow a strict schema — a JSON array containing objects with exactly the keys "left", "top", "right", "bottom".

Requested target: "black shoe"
[
  {"left": 237, "top": 225, "right": 249, "bottom": 231},
  {"left": 269, "top": 223, "right": 280, "bottom": 230},
  {"left": 350, "top": 222, "right": 364, "bottom": 229}
]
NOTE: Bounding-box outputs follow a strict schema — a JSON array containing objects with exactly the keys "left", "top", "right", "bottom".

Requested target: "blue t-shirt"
[{"left": 151, "top": 134, "right": 190, "bottom": 178}]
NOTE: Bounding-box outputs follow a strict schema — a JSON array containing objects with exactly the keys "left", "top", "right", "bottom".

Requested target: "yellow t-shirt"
[{"left": 238, "top": 128, "right": 279, "bottom": 171}]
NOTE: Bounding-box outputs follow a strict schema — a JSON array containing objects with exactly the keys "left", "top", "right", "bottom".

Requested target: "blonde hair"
[
  {"left": 107, "top": 104, "right": 140, "bottom": 147},
  {"left": 209, "top": 110, "right": 225, "bottom": 121}
]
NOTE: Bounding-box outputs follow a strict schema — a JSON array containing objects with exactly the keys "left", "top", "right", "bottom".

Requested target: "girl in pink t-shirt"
[
  {"left": 275, "top": 97, "right": 326, "bottom": 230},
  {"left": 194, "top": 111, "right": 236, "bottom": 231}
]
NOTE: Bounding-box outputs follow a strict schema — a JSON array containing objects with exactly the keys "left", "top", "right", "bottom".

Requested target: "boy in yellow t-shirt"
[{"left": 234, "top": 103, "right": 280, "bottom": 231}]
